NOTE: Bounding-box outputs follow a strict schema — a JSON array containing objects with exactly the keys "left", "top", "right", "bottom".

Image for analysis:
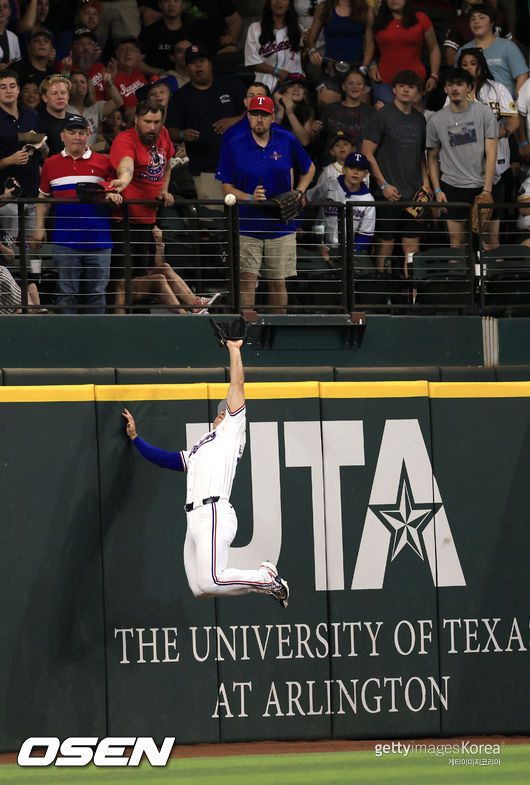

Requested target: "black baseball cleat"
[{"left": 261, "top": 561, "right": 290, "bottom": 609}]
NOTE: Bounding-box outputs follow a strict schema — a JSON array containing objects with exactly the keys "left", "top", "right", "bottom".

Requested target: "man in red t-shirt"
[
  {"left": 58, "top": 28, "right": 109, "bottom": 101},
  {"left": 108, "top": 99, "right": 175, "bottom": 310},
  {"left": 108, "top": 36, "right": 147, "bottom": 119}
]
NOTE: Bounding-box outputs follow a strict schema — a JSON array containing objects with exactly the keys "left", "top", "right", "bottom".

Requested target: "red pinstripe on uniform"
[{"left": 210, "top": 502, "right": 275, "bottom": 588}]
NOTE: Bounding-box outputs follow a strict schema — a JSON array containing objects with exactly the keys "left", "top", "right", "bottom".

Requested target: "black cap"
[
  {"left": 329, "top": 130, "right": 354, "bottom": 148},
  {"left": 72, "top": 27, "right": 98, "bottom": 42},
  {"left": 63, "top": 114, "right": 88, "bottom": 130},
  {"left": 116, "top": 36, "right": 141, "bottom": 49},
  {"left": 28, "top": 28, "right": 53, "bottom": 43},
  {"left": 184, "top": 43, "right": 210, "bottom": 64}
]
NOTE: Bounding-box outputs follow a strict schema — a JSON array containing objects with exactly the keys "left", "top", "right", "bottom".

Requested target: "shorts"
[
  {"left": 440, "top": 181, "right": 483, "bottom": 222},
  {"left": 239, "top": 232, "right": 297, "bottom": 279},
  {"left": 374, "top": 196, "right": 421, "bottom": 239}
]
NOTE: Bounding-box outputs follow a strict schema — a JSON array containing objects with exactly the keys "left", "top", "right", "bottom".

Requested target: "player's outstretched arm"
[
  {"left": 226, "top": 340, "right": 245, "bottom": 412},
  {"left": 122, "top": 408, "right": 186, "bottom": 471}
]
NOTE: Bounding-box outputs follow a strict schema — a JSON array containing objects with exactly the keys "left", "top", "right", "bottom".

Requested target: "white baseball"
[{"left": 224, "top": 193, "right": 237, "bottom": 206}]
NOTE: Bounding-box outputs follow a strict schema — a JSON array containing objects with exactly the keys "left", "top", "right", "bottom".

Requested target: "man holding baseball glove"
[
  {"left": 123, "top": 316, "right": 290, "bottom": 607},
  {"left": 427, "top": 67, "right": 498, "bottom": 252},
  {"left": 216, "top": 95, "right": 315, "bottom": 313}
]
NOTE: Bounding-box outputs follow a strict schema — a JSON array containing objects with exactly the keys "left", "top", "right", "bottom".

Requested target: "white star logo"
[{"left": 369, "top": 461, "right": 442, "bottom": 562}]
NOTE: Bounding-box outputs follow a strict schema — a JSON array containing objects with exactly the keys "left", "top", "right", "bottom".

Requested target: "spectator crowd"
[{"left": 0, "top": 0, "right": 530, "bottom": 314}]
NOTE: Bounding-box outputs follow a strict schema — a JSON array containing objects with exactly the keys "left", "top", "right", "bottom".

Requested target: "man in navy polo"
[
  {"left": 0, "top": 69, "right": 41, "bottom": 243},
  {"left": 29, "top": 114, "right": 123, "bottom": 314},
  {"left": 167, "top": 43, "right": 245, "bottom": 202},
  {"left": 216, "top": 94, "right": 315, "bottom": 312}
]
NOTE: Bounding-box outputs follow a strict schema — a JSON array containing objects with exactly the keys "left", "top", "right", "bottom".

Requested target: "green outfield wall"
[{"left": 1, "top": 381, "right": 529, "bottom": 751}]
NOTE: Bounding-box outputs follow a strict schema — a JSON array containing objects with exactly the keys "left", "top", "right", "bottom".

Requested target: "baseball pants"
[{"left": 184, "top": 499, "right": 275, "bottom": 598}]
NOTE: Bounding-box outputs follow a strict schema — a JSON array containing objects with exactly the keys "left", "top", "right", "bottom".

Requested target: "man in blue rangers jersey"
[
  {"left": 122, "top": 339, "right": 289, "bottom": 607},
  {"left": 307, "top": 152, "right": 375, "bottom": 261},
  {"left": 216, "top": 94, "right": 315, "bottom": 313}
]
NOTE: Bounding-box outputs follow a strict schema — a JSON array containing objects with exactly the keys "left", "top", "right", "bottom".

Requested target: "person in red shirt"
[
  {"left": 107, "top": 36, "right": 147, "bottom": 120},
  {"left": 108, "top": 98, "right": 175, "bottom": 311},
  {"left": 370, "top": 0, "right": 441, "bottom": 104},
  {"left": 58, "top": 28, "right": 109, "bottom": 102}
]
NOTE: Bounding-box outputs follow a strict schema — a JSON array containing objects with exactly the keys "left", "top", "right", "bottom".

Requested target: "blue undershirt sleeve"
[{"left": 132, "top": 436, "right": 186, "bottom": 471}]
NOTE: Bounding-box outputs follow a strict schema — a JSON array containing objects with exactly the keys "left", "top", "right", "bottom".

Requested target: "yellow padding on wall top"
[
  {"left": 0, "top": 380, "right": 530, "bottom": 403},
  {"left": 429, "top": 382, "right": 530, "bottom": 398},
  {"left": 95, "top": 384, "right": 208, "bottom": 401},
  {"left": 0, "top": 384, "right": 96, "bottom": 403},
  {"left": 320, "top": 381, "right": 429, "bottom": 398}
]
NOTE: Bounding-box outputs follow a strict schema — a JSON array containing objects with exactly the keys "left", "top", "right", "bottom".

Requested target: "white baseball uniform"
[
  {"left": 517, "top": 79, "right": 530, "bottom": 179},
  {"left": 132, "top": 402, "right": 276, "bottom": 598},
  {"left": 307, "top": 177, "right": 375, "bottom": 248}
]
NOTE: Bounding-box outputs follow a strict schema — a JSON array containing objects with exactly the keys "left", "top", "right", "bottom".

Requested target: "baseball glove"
[
  {"left": 271, "top": 190, "right": 306, "bottom": 223},
  {"left": 76, "top": 182, "right": 107, "bottom": 203},
  {"left": 471, "top": 191, "right": 494, "bottom": 232},
  {"left": 209, "top": 315, "right": 247, "bottom": 347},
  {"left": 406, "top": 186, "right": 433, "bottom": 220}
]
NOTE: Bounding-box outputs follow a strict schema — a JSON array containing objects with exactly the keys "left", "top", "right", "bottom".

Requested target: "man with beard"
[
  {"left": 59, "top": 28, "right": 108, "bottom": 101},
  {"left": 216, "top": 94, "right": 315, "bottom": 312},
  {"left": 108, "top": 99, "right": 175, "bottom": 310},
  {"left": 38, "top": 75, "right": 76, "bottom": 155}
]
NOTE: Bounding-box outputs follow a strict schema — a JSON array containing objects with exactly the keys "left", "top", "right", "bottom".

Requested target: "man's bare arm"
[
  {"left": 226, "top": 341, "right": 244, "bottom": 412},
  {"left": 108, "top": 155, "right": 135, "bottom": 192}
]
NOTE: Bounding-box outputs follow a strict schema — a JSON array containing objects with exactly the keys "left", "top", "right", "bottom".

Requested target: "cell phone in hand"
[{"left": 5, "top": 177, "right": 21, "bottom": 198}]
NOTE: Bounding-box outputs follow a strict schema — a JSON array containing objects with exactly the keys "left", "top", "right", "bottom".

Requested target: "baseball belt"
[{"left": 184, "top": 495, "right": 220, "bottom": 512}]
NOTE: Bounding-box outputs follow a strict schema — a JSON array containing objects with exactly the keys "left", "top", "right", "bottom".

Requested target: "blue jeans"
[{"left": 52, "top": 244, "right": 111, "bottom": 314}]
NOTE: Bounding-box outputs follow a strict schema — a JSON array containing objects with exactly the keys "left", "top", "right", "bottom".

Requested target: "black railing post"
[
  {"left": 232, "top": 204, "right": 240, "bottom": 313},
  {"left": 466, "top": 202, "right": 476, "bottom": 313},
  {"left": 17, "top": 202, "right": 29, "bottom": 312},
  {"left": 122, "top": 203, "right": 132, "bottom": 313},
  {"left": 340, "top": 203, "right": 349, "bottom": 313}
]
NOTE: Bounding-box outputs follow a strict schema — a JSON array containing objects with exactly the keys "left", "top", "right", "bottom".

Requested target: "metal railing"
[{"left": 1, "top": 196, "right": 529, "bottom": 315}]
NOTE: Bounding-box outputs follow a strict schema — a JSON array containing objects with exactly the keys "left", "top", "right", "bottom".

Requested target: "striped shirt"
[
  {"left": 0, "top": 267, "right": 21, "bottom": 314},
  {"left": 39, "top": 148, "right": 115, "bottom": 250}
]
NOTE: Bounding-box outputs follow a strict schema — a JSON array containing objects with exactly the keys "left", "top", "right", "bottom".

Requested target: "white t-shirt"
[
  {"left": 245, "top": 22, "right": 303, "bottom": 93},
  {"left": 0, "top": 29, "right": 21, "bottom": 64}
]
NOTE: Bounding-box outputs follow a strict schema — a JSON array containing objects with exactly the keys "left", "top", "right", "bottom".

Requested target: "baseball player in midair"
[{"left": 122, "top": 339, "right": 289, "bottom": 606}]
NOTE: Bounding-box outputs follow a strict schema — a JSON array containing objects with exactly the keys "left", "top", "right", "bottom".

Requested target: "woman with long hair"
[
  {"left": 370, "top": 0, "right": 440, "bottom": 104},
  {"left": 66, "top": 71, "right": 122, "bottom": 147},
  {"left": 274, "top": 72, "right": 315, "bottom": 146},
  {"left": 306, "top": 0, "right": 374, "bottom": 106},
  {"left": 245, "top": 0, "right": 303, "bottom": 93},
  {"left": 457, "top": 48, "right": 519, "bottom": 248}
]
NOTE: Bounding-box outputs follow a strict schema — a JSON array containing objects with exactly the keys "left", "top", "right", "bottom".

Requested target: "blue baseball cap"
[
  {"left": 344, "top": 152, "right": 369, "bottom": 169},
  {"left": 64, "top": 114, "right": 88, "bottom": 130}
]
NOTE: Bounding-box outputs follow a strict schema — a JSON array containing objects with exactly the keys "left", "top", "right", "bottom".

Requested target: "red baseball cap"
[{"left": 248, "top": 96, "right": 275, "bottom": 114}]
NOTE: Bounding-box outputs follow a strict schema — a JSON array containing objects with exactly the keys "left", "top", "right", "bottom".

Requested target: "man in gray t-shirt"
[
  {"left": 427, "top": 67, "right": 497, "bottom": 250},
  {"left": 363, "top": 70, "right": 431, "bottom": 274}
]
